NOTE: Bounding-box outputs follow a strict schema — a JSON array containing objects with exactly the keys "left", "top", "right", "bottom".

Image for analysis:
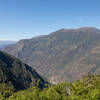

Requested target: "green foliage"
[
  {"left": 5, "top": 74, "right": 100, "bottom": 100},
  {"left": 8, "top": 83, "right": 68, "bottom": 100},
  {"left": 0, "top": 83, "right": 15, "bottom": 100},
  {"left": 68, "top": 74, "right": 100, "bottom": 100}
]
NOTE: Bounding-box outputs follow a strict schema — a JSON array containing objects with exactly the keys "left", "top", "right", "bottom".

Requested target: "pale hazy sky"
[{"left": 0, "top": 0, "right": 100, "bottom": 40}]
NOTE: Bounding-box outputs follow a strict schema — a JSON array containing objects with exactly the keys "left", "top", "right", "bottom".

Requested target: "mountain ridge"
[
  {"left": 0, "top": 51, "right": 46, "bottom": 90},
  {"left": 2, "top": 27, "right": 100, "bottom": 84},
  {"left": 0, "top": 41, "right": 16, "bottom": 49}
]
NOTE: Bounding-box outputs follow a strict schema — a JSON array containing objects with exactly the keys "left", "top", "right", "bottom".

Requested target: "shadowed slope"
[{"left": 0, "top": 51, "right": 46, "bottom": 90}]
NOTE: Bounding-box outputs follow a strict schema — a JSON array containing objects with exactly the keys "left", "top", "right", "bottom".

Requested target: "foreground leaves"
[{"left": 0, "top": 74, "right": 100, "bottom": 100}]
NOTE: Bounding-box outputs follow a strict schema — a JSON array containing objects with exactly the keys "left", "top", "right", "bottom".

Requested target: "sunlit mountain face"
[{"left": 2, "top": 27, "right": 100, "bottom": 84}]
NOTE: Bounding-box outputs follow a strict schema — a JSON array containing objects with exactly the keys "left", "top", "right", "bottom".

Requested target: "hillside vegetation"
[
  {"left": 3, "top": 27, "right": 100, "bottom": 83},
  {"left": 0, "top": 74, "right": 100, "bottom": 100},
  {"left": 0, "top": 51, "right": 46, "bottom": 91}
]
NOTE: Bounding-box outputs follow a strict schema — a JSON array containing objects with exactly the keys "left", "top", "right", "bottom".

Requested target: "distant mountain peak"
[
  {"left": 77, "top": 27, "right": 99, "bottom": 31},
  {"left": 2, "top": 27, "right": 100, "bottom": 84},
  {"left": 52, "top": 27, "right": 100, "bottom": 34}
]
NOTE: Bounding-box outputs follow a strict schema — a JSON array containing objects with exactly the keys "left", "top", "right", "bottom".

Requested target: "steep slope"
[
  {"left": 0, "top": 51, "right": 45, "bottom": 90},
  {"left": 2, "top": 27, "right": 100, "bottom": 83}
]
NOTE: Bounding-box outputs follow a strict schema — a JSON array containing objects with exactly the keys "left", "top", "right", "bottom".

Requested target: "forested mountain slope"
[{"left": 0, "top": 51, "right": 46, "bottom": 90}]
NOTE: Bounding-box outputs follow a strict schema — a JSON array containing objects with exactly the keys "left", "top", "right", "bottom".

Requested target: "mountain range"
[
  {"left": 2, "top": 27, "right": 100, "bottom": 84},
  {"left": 0, "top": 41, "right": 16, "bottom": 49}
]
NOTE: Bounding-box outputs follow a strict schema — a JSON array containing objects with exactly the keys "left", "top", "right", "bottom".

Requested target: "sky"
[{"left": 0, "top": 0, "right": 100, "bottom": 41}]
